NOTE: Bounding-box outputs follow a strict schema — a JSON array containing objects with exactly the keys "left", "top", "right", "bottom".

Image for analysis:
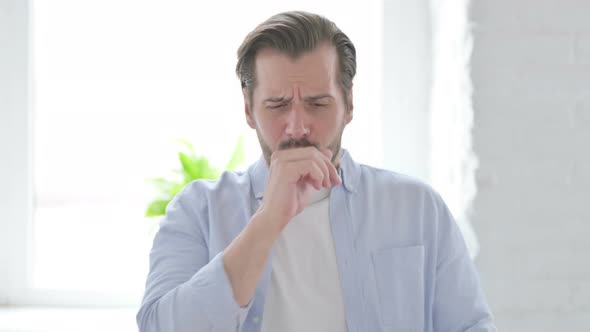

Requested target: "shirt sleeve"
[
  {"left": 432, "top": 193, "right": 497, "bottom": 332},
  {"left": 136, "top": 183, "right": 253, "bottom": 332}
]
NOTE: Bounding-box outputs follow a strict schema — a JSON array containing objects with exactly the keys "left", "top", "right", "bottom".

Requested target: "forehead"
[{"left": 253, "top": 43, "right": 339, "bottom": 96}]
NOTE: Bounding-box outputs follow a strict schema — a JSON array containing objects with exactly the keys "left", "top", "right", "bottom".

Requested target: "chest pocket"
[{"left": 371, "top": 245, "right": 425, "bottom": 330}]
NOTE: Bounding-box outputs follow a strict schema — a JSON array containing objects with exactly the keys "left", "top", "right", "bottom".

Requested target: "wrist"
[{"left": 251, "top": 208, "right": 286, "bottom": 241}]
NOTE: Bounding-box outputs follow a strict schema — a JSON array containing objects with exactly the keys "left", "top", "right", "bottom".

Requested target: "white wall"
[
  {"left": 471, "top": 0, "right": 590, "bottom": 330},
  {"left": 382, "top": 0, "right": 432, "bottom": 182}
]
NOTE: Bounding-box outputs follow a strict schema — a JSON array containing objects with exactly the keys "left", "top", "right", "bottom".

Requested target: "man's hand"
[
  {"left": 257, "top": 146, "right": 342, "bottom": 235},
  {"left": 224, "top": 146, "right": 341, "bottom": 307}
]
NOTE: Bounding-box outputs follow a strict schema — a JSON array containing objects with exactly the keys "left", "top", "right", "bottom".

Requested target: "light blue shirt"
[{"left": 137, "top": 150, "right": 496, "bottom": 331}]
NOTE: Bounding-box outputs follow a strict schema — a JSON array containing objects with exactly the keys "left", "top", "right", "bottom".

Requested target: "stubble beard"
[{"left": 257, "top": 126, "right": 344, "bottom": 168}]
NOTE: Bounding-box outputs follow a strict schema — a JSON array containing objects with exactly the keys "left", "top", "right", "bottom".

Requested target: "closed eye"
[
  {"left": 268, "top": 103, "right": 288, "bottom": 110},
  {"left": 309, "top": 102, "right": 329, "bottom": 109}
]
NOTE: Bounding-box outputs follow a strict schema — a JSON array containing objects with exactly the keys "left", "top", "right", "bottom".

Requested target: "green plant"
[{"left": 145, "top": 135, "right": 245, "bottom": 217}]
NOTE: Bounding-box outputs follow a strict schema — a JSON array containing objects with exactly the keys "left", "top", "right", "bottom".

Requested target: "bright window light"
[{"left": 32, "top": 0, "right": 382, "bottom": 305}]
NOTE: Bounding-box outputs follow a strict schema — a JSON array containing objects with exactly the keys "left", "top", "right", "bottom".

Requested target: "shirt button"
[{"left": 252, "top": 316, "right": 260, "bottom": 324}]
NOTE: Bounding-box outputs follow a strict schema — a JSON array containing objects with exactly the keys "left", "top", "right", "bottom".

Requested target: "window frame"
[
  {"left": 0, "top": 0, "right": 34, "bottom": 306},
  {"left": 0, "top": 0, "right": 140, "bottom": 307}
]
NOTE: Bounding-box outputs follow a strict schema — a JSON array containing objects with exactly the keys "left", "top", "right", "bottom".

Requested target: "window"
[
  {"left": 382, "top": 0, "right": 480, "bottom": 257},
  {"left": 3, "top": 0, "right": 478, "bottom": 319},
  {"left": 1, "top": 0, "right": 383, "bottom": 307}
]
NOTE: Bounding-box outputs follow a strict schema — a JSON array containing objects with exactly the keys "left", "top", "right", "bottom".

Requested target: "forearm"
[
  {"left": 223, "top": 210, "right": 281, "bottom": 307},
  {"left": 222, "top": 147, "right": 339, "bottom": 307}
]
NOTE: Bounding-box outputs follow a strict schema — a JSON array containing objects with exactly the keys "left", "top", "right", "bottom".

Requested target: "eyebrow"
[
  {"left": 304, "top": 94, "right": 334, "bottom": 102},
  {"left": 263, "top": 94, "right": 334, "bottom": 103},
  {"left": 263, "top": 96, "right": 292, "bottom": 103}
]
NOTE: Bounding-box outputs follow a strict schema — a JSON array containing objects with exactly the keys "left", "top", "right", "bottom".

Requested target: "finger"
[
  {"left": 314, "top": 154, "right": 331, "bottom": 188},
  {"left": 302, "top": 148, "right": 331, "bottom": 188},
  {"left": 303, "top": 174, "right": 322, "bottom": 190},
  {"left": 272, "top": 146, "right": 333, "bottom": 167},
  {"left": 274, "top": 147, "right": 332, "bottom": 187},
  {"left": 319, "top": 149, "right": 340, "bottom": 186},
  {"left": 319, "top": 150, "right": 333, "bottom": 187},
  {"left": 270, "top": 146, "right": 318, "bottom": 163},
  {"left": 326, "top": 158, "right": 341, "bottom": 186},
  {"left": 289, "top": 160, "right": 325, "bottom": 189}
]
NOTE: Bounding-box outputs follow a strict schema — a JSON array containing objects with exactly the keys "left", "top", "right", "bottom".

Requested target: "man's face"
[{"left": 244, "top": 43, "right": 353, "bottom": 166}]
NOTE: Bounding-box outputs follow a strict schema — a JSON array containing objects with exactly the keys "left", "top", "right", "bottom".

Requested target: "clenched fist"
[{"left": 257, "top": 146, "right": 342, "bottom": 234}]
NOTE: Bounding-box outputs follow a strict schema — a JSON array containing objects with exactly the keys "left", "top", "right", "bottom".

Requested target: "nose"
[{"left": 284, "top": 103, "right": 310, "bottom": 139}]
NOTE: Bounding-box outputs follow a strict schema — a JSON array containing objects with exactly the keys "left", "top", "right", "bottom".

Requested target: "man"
[{"left": 137, "top": 11, "right": 496, "bottom": 332}]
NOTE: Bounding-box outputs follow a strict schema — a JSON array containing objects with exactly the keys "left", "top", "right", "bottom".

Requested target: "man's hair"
[{"left": 235, "top": 11, "right": 356, "bottom": 108}]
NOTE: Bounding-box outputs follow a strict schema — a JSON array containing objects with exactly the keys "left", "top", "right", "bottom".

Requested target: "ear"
[
  {"left": 243, "top": 89, "right": 256, "bottom": 129},
  {"left": 344, "top": 87, "right": 353, "bottom": 125}
]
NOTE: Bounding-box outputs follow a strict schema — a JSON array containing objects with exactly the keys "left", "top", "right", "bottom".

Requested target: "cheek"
[
  {"left": 319, "top": 111, "right": 345, "bottom": 132},
  {"left": 257, "top": 117, "right": 284, "bottom": 143}
]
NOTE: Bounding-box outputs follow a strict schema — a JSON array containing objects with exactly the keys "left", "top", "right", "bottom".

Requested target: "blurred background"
[{"left": 1, "top": 0, "right": 588, "bottom": 331}]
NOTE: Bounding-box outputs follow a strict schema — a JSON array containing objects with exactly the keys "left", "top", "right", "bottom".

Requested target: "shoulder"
[
  {"left": 176, "top": 170, "right": 251, "bottom": 205},
  {"left": 355, "top": 163, "right": 453, "bottom": 234},
  {"left": 358, "top": 164, "right": 443, "bottom": 206},
  {"left": 162, "top": 170, "right": 252, "bottom": 236}
]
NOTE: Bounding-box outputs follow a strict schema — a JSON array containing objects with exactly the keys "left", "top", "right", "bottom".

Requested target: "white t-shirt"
[{"left": 261, "top": 188, "right": 348, "bottom": 332}]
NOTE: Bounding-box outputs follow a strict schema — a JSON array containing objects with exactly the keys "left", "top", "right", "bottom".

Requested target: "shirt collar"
[{"left": 248, "top": 148, "right": 360, "bottom": 200}]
